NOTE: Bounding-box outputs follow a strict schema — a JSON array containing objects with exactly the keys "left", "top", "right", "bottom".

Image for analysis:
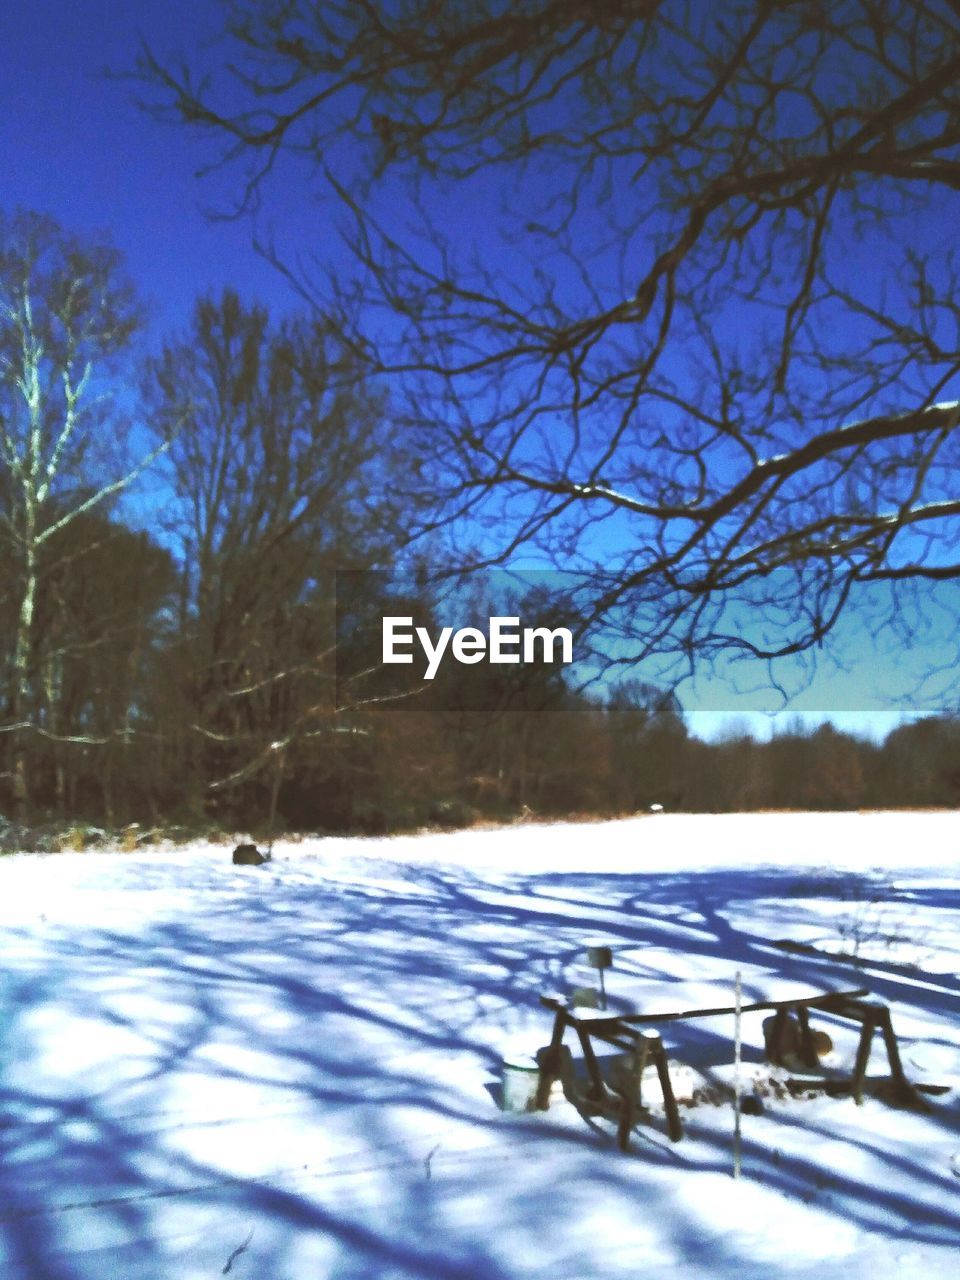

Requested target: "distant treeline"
[{"left": 0, "top": 501, "right": 957, "bottom": 834}]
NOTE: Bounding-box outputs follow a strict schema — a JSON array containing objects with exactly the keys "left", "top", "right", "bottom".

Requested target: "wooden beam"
[{"left": 540, "top": 987, "right": 869, "bottom": 1026}]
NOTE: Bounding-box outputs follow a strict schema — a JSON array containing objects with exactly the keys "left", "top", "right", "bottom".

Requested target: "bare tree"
[
  {"left": 139, "top": 2, "right": 960, "bottom": 692},
  {"left": 0, "top": 211, "right": 167, "bottom": 814},
  {"left": 34, "top": 512, "right": 176, "bottom": 820},
  {"left": 145, "top": 289, "right": 401, "bottom": 821}
]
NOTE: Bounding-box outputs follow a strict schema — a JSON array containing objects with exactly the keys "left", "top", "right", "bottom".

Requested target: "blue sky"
[
  {"left": 0, "top": 1, "right": 304, "bottom": 332},
  {"left": 1, "top": 1, "right": 955, "bottom": 742}
]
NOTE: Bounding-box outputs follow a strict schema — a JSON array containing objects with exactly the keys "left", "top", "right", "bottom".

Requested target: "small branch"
[{"left": 222, "top": 1228, "right": 254, "bottom": 1275}]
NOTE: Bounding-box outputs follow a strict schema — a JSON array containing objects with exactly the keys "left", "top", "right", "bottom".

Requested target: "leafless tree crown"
[{"left": 139, "top": 2, "right": 960, "bottom": 680}]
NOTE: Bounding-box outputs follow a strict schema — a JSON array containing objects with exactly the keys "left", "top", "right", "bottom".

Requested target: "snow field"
[{"left": 0, "top": 812, "right": 958, "bottom": 1278}]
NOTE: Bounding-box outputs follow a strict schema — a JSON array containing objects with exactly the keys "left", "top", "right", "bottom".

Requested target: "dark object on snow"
[
  {"left": 536, "top": 996, "right": 684, "bottom": 1151},
  {"left": 586, "top": 944, "right": 613, "bottom": 970},
  {"left": 232, "top": 843, "right": 270, "bottom": 866},
  {"left": 741, "top": 1094, "right": 764, "bottom": 1116},
  {"left": 763, "top": 1012, "right": 833, "bottom": 1066},
  {"left": 585, "top": 943, "right": 613, "bottom": 1010},
  {"left": 535, "top": 983, "right": 928, "bottom": 1154}
]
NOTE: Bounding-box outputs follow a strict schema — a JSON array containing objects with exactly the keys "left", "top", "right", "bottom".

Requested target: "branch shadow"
[{"left": 0, "top": 847, "right": 957, "bottom": 1277}]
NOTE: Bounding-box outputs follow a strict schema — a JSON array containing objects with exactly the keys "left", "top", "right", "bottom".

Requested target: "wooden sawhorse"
[
  {"left": 774, "top": 992, "right": 925, "bottom": 1107},
  {"left": 536, "top": 996, "right": 684, "bottom": 1151}
]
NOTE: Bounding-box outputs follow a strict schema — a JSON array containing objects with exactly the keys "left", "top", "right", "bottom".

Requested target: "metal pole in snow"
[{"left": 733, "top": 969, "right": 742, "bottom": 1179}]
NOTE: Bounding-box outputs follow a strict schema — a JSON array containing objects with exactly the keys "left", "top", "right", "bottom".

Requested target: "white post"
[{"left": 733, "top": 969, "right": 742, "bottom": 1179}]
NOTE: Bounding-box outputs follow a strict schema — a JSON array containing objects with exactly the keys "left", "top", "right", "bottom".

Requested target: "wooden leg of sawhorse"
[
  {"left": 655, "top": 1038, "right": 684, "bottom": 1143},
  {"left": 618, "top": 1031, "right": 683, "bottom": 1152},
  {"left": 846, "top": 1002, "right": 927, "bottom": 1109},
  {"left": 617, "top": 1033, "right": 651, "bottom": 1151},
  {"left": 577, "top": 1025, "right": 611, "bottom": 1110},
  {"left": 850, "top": 1014, "right": 877, "bottom": 1105},
  {"left": 536, "top": 1009, "right": 568, "bottom": 1110},
  {"left": 796, "top": 1005, "right": 820, "bottom": 1070}
]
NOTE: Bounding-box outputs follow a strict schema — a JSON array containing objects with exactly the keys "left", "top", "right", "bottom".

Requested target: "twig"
[
  {"left": 222, "top": 1228, "right": 254, "bottom": 1274},
  {"left": 424, "top": 1143, "right": 441, "bottom": 1180}
]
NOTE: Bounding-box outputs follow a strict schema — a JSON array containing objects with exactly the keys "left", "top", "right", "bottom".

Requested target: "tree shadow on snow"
[{"left": 0, "top": 849, "right": 957, "bottom": 1277}]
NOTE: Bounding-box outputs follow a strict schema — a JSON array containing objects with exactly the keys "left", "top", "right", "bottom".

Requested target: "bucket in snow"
[{"left": 501, "top": 1054, "right": 541, "bottom": 1112}]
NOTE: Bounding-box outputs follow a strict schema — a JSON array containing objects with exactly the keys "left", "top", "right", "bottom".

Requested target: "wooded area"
[
  {"left": 5, "top": 2, "right": 960, "bottom": 835},
  {"left": 1, "top": 213, "right": 959, "bottom": 837}
]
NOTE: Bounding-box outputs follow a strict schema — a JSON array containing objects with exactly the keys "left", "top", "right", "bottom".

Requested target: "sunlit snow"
[{"left": 1, "top": 812, "right": 958, "bottom": 1278}]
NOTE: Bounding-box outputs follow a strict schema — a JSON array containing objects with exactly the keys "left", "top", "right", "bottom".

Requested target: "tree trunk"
[
  {"left": 11, "top": 533, "right": 38, "bottom": 819},
  {"left": 44, "top": 652, "right": 66, "bottom": 813}
]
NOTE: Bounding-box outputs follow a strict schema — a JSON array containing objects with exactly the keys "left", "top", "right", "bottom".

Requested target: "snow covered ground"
[{"left": 1, "top": 811, "right": 958, "bottom": 1279}]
